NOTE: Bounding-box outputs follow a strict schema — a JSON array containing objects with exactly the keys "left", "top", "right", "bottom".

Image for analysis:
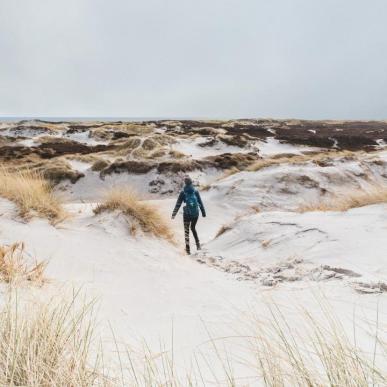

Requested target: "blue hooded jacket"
[{"left": 172, "top": 184, "right": 206, "bottom": 218}]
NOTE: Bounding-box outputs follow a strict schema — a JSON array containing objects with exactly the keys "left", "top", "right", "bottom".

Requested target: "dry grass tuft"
[
  {"left": 200, "top": 183, "right": 211, "bottom": 191},
  {"left": 0, "top": 167, "right": 65, "bottom": 222},
  {"left": 216, "top": 206, "right": 260, "bottom": 239},
  {"left": 0, "top": 242, "right": 47, "bottom": 285},
  {"left": 249, "top": 301, "right": 387, "bottom": 386},
  {"left": 6, "top": 158, "right": 84, "bottom": 185},
  {"left": 169, "top": 149, "right": 186, "bottom": 159},
  {"left": 94, "top": 188, "right": 174, "bottom": 242},
  {"left": 0, "top": 290, "right": 384, "bottom": 386},
  {"left": 121, "top": 299, "right": 387, "bottom": 386},
  {"left": 261, "top": 239, "right": 271, "bottom": 248},
  {"left": 215, "top": 224, "right": 232, "bottom": 238},
  {"left": 91, "top": 158, "right": 110, "bottom": 171},
  {"left": 298, "top": 186, "right": 387, "bottom": 213},
  {"left": 0, "top": 291, "right": 107, "bottom": 386},
  {"left": 147, "top": 147, "right": 167, "bottom": 159},
  {"left": 221, "top": 167, "right": 240, "bottom": 179}
]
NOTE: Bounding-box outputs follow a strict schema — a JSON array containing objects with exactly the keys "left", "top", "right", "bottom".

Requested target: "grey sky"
[{"left": 1, "top": 0, "right": 387, "bottom": 119}]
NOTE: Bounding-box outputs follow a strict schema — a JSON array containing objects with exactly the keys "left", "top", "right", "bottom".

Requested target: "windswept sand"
[{"left": 1, "top": 120, "right": 387, "bottom": 384}]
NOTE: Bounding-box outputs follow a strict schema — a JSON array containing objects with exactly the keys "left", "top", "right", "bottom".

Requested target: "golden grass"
[
  {"left": 298, "top": 186, "right": 387, "bottom": 213},
  {"left": 0, "top": 167, "right": 65, "bottom": 222},
  {"left": 248, "top": 300, "right": 387, "bottom": 386},
  {"left": 147, "top": 147, "right": 167, "bottom": 159},
  {"left": 0, "top": 291, "right": 107, "bottom": 386},
  {"left": 247, "top": 150, "right": 357, "bottom": 172},
  {"left": 215, "top": 224, "right": 232, "bottom": 238},
  {"left": 0, "top": 290, "right": 384, "bottom": 386},
  {"left": 169, "top": 149, "right": 186, "bottom": 159},
  {"left": 261, "top": 239, "right": 271, "bottom": 248},
  {"left": 208, "top": 150, "right": 361, "bottom": 187},
  {"left": 121, "top": 299, "right": 387, "bottom": 386},
  {"left": 94, "top": 188, "right": 174, "bottom": 242},
  {"left": 5, "top": 157, "right": 84, "bottom": 185},
  {"left": 91, "top": 158, "right": 110, "bottom": 171},
  {"left": 215, "top": 206, "right": 260, "bottom": 239},
  {"left": 0, "top": 242, "right": 47, "bottom": 285},
  {"left": 131, "top": 147, "right": 149, "bottom": 159}
]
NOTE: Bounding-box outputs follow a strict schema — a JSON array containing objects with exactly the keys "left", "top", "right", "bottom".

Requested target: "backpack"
[{"left": 184, "top": 188, "right": 199, "bottom": 218}]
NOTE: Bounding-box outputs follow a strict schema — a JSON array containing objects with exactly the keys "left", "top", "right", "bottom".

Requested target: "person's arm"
[
  {"left": 172, "top": 191, "right": 184, "bottom": 218},
  {"left": 195, "top": 191, "right": 206, "bottom": 217}
]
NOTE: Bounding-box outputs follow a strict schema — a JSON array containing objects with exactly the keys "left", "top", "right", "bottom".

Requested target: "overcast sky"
[{"left": 1, "top": 0, "right": 387, "bottom": 119}]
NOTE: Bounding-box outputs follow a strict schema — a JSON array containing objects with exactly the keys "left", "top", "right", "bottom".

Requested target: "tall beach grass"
[
  {"left": 0, "top": 167, "right": 64, "bottom": 222},
  {"left": 0, "top": 291, "right": 385, "bottom": 386},
  {"left": 94, "top": 187, "right": 173, "bottom": 242},
  {"left": 0, "top": 242, "right": 47, "bottom": 286},
  {"left": 298, "top": 185, "right": 387, "bottom": 213}
]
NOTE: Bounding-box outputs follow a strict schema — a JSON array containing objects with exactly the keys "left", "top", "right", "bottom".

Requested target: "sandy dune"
[{"left": 0, "top": 119, "right": 387, "bottom": 384}]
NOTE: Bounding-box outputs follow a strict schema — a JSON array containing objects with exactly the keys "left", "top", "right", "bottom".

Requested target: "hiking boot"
[
  {"left": 196, "top": 243, "right": 201, "bottom": 251},
  {"left": 186, "top": 246, "right": 191, "bottom": 255}
]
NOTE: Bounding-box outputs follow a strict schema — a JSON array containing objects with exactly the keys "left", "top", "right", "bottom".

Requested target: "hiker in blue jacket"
[{"left": 171, "top": 176, "right": 206, "bottom": 255}]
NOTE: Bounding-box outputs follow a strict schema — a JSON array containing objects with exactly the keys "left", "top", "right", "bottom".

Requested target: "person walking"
[{"left": 171, "top": 176, "right": 206, "bottom": 255}]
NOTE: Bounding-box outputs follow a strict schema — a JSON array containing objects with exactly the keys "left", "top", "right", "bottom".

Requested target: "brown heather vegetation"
[
  {"left": 94, "top": 188, "right": 174, "bottom": 242},
  {"left": 0, "top": 167, "right": 65, "bottom": 222}
]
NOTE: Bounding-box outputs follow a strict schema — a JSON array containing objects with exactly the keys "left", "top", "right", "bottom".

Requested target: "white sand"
[{"left": 1, "top": 128, "right": 387, "bottom": 383}]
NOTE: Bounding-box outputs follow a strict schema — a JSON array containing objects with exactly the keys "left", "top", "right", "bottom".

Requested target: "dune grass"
[
  {"left": 247, "top": 302, "right": 387, "bottom": 386},
  {"left": 0, "top": 290, "right": 385, "bottom": 386},
  {"left": 94, "top": 187, "right": 173, "bottom": 242},
  {"left": 120, "top": 299, "right": 387, "bottom": 386},
  {"left": 215, "top": 224, "right": 232, "bottom": 238},
  {"left": 0, "top": 242, "right": 47, "bottom": 286},
  {"left": 0, "top": 167, "right": 65, "bottom": 222},
  {"left": 215, "top": 206, "right": 260, "bottom": 239},
  {"left": 298, "top": 186, "right": 387, "bottom": 213},
  {"left": 0, "top": 291, "right": 107, "bottom": 387}
]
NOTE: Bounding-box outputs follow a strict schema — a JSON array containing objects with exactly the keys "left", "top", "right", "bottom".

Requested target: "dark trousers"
[{"left": 183, "top": 215, "right": 200, "bottom": 254}]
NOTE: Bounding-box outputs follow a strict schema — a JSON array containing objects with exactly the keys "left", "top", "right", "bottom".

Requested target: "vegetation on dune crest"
[
  {"left": 247, "top": 150, "right": 358, "bottom": 172},
  {"left": 94, "top": 188, "right": 174, "bottom": 242},
  {"left": 0, "top": 242, "right": 47, "bottom": 285},
  {"left": 299, "top": 185, "right": 387, "bottom": 213},
  {"left": 0, "top": 167, "right": 65, "bottom": 222}
]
